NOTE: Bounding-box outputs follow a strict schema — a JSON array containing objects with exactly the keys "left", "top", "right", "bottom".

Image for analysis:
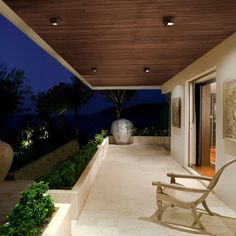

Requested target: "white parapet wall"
[
  {"left": 131, "top": 136, "right": 170, "bottom": 146},
  {"left": 109, "top": 135, "right": 170, "bottom": 148},
  {"left": 42, "top": 203, "right": 72, "bottom": 236},
  {"left": 47, "top": 137, "right": 109, "bottom": 221}
]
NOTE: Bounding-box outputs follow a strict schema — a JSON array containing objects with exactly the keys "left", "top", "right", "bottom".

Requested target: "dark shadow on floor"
[{"left": 139, "top": 208, "right": 236, "bottom": 236}]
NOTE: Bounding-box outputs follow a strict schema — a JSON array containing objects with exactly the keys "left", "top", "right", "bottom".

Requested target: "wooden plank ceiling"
[{"left": 4, "top": 0, "right": 236, "bottom": 87}]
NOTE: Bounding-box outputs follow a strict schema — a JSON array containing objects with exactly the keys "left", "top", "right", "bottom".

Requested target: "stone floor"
[
  {"left": 0, "top": 180, "right": 32, "bottom": 224},
  {"left": 72, "top": 144, "right": 236, "bottom": 236}
]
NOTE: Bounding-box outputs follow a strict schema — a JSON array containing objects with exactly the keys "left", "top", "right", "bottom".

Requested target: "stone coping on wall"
[
  {"left": 109, "top": 135, "right": 170, "bottom": 146},
  {"left": 12, "top": 140, "right": 79, "bottom": 180},
  {"left": 42, "top": 203, "right": 72, "bottom": 236}
]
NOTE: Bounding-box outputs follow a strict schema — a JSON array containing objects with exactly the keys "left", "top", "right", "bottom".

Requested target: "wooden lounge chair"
[{"left": 152, "top": 159, "right": 236, "bottom": 229}]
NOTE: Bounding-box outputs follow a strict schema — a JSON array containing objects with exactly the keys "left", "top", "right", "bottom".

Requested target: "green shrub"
[
  {"left": 95, "top": 129, "right": 107, "bottom": 145},
  {"left": 0, "top": 182, "right": 55, "bottom": 236},
  {"left": 133, "top": 126, "right": 168, "bottom": 136},
  {"left": 95, "top": 134, "right": 103, "bottom": 144},
  {"left": 39, "top": 131, "right": 106, "bottom": 189}
]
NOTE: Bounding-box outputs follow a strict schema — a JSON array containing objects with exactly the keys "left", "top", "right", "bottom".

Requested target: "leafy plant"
[
  {"left": 95, "top": 129, "right": 107, "bottom": 145},
  {"left": 100, "top": 90, "right": 136, "bottom": 118},
  {"left": 0, "top": 182, "right": 55, "bottom": 236},
  {"left": 19, "top": 126, "right": 34, "bottom": 150},
  {"left": 100, "top": 129, "right": 108, "bottom": 138},
  {"left": 133, "top": 126, "right": 168, "bottom": 136},
  {"left": 39, "top": 130, "right": 106, "bottom": 189}
]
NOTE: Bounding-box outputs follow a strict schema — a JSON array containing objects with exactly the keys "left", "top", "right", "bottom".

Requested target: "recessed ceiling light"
[
  {"left": 144, "top": 67, "right": 150, "bottom": 73},
  {"left": 50, "top": 17, "right": 61, "bottom": 26},
  {"left": 163, "top": 16, "right": 174, "bottom": 26},
  {"left": 92, "top": 67, "right": 97, "bottom": 73}
]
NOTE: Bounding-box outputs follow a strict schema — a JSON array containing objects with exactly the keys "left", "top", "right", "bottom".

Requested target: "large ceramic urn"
[
  {"left": 0, "top": 141, "right": 13, "bottom": 182},
  {"left": 111, "top": 119, "right": 133, "bottom": 145}
]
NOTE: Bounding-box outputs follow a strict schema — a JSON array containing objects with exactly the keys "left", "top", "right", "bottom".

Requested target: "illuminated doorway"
[{"left": 190, "top": 80, "right": 216, "bottom": 177}]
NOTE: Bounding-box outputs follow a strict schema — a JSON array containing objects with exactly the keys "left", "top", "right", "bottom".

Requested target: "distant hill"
[
  {"left": 123, "top": 103, "right": 168, "bottom": 116},
  {"left": 0, "top": 103, "right": 169, "bottom": 144},
  {"left": 79, "top": 103, "right": 169, "bottom": 140}
]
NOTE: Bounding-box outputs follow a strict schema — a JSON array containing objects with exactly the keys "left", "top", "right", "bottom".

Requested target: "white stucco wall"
[
  {"left": 163, "top": 33, "right": 236, "bottom": 211},
  {"left": 170, "top": 83, "right": 187, "bottom": 166},
  {"left": 215, "top": 41, "right": 236, "bottom": 211}
]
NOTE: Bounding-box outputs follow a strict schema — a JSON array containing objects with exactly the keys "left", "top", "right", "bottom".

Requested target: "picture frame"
[
  {"left": 172, "top": 97, "right": 181, "bottom": 128},
  {"left": 223, "top": 80, "right": 236, "bottom": 142}
]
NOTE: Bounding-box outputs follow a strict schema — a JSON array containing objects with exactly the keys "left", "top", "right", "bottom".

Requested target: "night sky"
[{"left": 0, "top": 15, "right": 166, "bottom": 114}]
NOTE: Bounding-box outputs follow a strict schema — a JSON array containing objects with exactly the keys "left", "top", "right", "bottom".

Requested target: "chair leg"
[
  {"left": 191, "top": 207, "right": 204, "bottom": 229},
  {"left": 202, "top": 200, "right": 214, "bottom": 215},
  {"left": 157, "top": 200, "right": 165, "bottom": 221}
]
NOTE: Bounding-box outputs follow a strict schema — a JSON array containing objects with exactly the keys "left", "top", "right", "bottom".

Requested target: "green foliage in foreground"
[
  {"left": 38, "top": 130, "right": 107, "bottom": 189},
  {"left": 0, "top": 182, "right": 55, "bottom": 236},
  {"left": 0, "top": 131, "right": 107, "bottom": 235}
]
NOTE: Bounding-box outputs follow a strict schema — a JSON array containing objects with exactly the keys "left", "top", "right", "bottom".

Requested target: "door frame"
[
  {"left": 187, "top": 72, "right": 216, "bottom": 167},
  {"left": 196, "top": 80, "right": 216, "bottom": 166}
]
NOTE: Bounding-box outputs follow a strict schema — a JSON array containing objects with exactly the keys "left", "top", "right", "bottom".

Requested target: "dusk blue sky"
[{"left": 0, "top": 15, "right": 166, "bottom": 114}]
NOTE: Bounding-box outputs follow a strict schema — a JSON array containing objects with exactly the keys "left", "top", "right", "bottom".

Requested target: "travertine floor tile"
[{"left": 72, "top": 144, "right": 236, "bottom": 236}]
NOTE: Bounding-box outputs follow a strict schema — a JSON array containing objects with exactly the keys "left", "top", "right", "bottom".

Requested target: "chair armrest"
[
  {"left": 152, "top": 181, "right": 210, "bottom": 193},
  {"left": 167, "top": 173, "right": 212, "bottom": 181}
]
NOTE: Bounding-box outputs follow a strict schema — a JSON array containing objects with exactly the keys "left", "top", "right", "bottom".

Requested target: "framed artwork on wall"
[
  {"left": 172, "top": 97, "right": 181, "bottom": 128},
  {"left": 223, "top": 80, "right": 236, "bottom": 142}
]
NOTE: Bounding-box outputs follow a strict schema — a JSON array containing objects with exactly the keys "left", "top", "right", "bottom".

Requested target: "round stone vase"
[
  {"left": 0, "top": 141, "right": 13, "bottom": 182},
  {"left": 111, "top": 119, "right": 133, "bottom": 145}
]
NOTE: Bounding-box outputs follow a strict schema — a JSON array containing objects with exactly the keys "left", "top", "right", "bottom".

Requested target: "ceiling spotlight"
[
  {"left": 92, "top": 67, "right": 97, "bottom": 73},
  {"left": 144, "top": 67, "right": 150, "bottom": 73},
  {"left": 50, "top": 17, "right": 61, "bottom": 26},
  {"left": 163, "top": 16, "right": 174, "bottom": 26}
]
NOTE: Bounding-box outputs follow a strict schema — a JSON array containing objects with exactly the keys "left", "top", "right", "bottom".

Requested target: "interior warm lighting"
[
  {"left": 163, "top": 16, "right": 174, "bottom": 26},
  {"left": 144, "top": 67, "right": 150, "bottom": 73},
  {"left": 50, "top": 17, "right": 60, "bottom": 26},
  {"left": 92, "top": 67, "right": 97, "bottom": 73}
]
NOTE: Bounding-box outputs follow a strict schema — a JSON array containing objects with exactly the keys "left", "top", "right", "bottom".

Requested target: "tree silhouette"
[
  {"left": 32, "top": 79, "right": 93, "bottom": 140},
  {"left": 100, "top": 90, "right": 136, "bottom": 118},
  {"left": 68, "top": 77, "right": 93, "bottom": 131},
  {"left": 32, "top": 83, "right": 71, "bottom": 125},
  {"left": 0, "top": 65, "right": 30, "bottom": 124},
  {"left": 32, "top": 92, "right": 52, "bottom": 124},
  {"left": 47, "top": 83, "right": 71, "bottom": 118}
]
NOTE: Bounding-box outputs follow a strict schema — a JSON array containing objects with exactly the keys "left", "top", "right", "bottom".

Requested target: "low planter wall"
[
  {"left": 42, "top": 203, "right": 72, "bottom": 236},
  {"left": 132, "top": 136, "right": 170, "bottom": 147},
  {"left": 109, "top": 135, "right": 170, "bottom": 147},
  {"left": 13, "top": 140, "right": 79, "bottom": 180},
  {"left": 47, "top": 137, "right": 109, "bottom": 220}
]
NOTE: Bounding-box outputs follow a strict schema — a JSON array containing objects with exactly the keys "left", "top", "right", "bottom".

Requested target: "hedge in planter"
[
  {"left": 38, "top": 132, "right": 106, "bottom": 189},
  {"left": 0, "top": 181, "right": 55, "bottom": 236}
]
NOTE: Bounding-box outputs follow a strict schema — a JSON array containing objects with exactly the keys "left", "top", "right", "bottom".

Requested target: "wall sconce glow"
[
  {"left": 50, "top": 17, "right": 61, "bottom": 26},
  {"left": 144, "top": 67, "right": 150, "bottom": 73},
  {"left": 163, "top": 16, "right": 174, "bottom": 26}
]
